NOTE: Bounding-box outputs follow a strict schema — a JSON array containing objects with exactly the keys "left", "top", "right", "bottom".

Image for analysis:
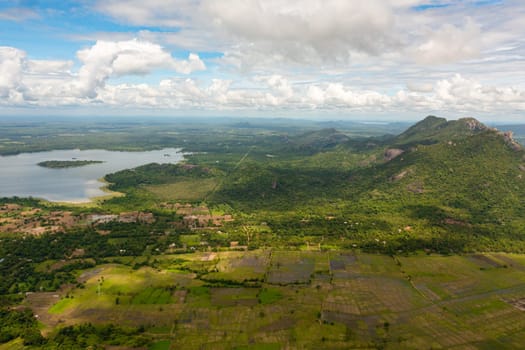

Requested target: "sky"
[{"left": 0, "top": 0, "right": 524, "bottom": 122}]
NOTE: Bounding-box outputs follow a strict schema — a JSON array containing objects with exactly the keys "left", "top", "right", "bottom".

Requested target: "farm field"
[{"left": 23, "top": 250, "right": 525, "bottom": 349}]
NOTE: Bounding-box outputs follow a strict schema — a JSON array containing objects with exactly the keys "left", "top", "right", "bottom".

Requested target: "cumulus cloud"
[
  {"left": 26, "top": 60, "right": 74, "bottom": 75},
  {"left": 93, "top": 76, "right": 396, "bottom": 111},
  {"left": 74, "top": 39, "right": 205, "bottom": 98},
  {"left": 93, "top": 0, "right": 402, "bottom": 67},
  {"left": 406, "top": 82, "right": 434, "bottom": 93},
  {"left": 204, "top": 0, "right": 399, "bottom": 66},
  {"left": 412, "top": 18, "right": 482, "bottom": 64},
  {"left": 433, "top": 74, "right": 525, "bottom": 109},
  {"left": 0, "top": 47, "right": 26, "bottom": 101},
  {"left": 2, "top": 45, "right": 525, "bottom": 117},
  {"left": 90, "top": 0, "right": 513, "bottom": 70},
  {"left": 395, "top": 74, "right": 525, "bottom": 113},
  {"left": 97, "top": 0, "right": 399, "bottom": 58},
  {"left": 2, "top": 0, "right": 525, "bottom": 119},
  {"left": 305, "top": 84, "right": 392, "bottom": 109},
  {"left": 0, "top": 41, "right": 205, "bottom": 104}
]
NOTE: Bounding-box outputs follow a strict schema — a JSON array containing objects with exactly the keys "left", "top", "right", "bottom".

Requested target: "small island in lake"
[{"left": 37, "top": 160, "right": 104, "bottom": 168}]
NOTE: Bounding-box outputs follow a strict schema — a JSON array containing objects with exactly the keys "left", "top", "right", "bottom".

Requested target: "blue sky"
[{"left": 1, "top": 0, "right": 524, "bottom": 121}]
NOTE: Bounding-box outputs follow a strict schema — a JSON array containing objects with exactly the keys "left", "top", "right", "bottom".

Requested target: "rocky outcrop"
[
  {"left": 407, "top": 181, "right": 424, "bottom": 194},
  {"left": 390, "top": 170, "right": 410, "bottom": 182},
  {"left": 501, "top": 131, "right": 523, "bottom": 151},
  {"left": 463, "top": 118, "right": 488, "bottom": 132},
  {"left": 384, "top": 148, "right": 404, "bottom": 161}
]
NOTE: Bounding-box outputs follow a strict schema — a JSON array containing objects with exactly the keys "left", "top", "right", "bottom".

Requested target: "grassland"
[
  {"left": 24, "top": 250, "right": 525, "bottom": 349},
  {"left": 144, "top": 178, "right": 218, "bottom": 201}
]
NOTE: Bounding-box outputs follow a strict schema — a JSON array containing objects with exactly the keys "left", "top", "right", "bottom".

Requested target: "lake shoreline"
[{"left": 0, "top": 148, "right": 185, "bottom": 203}]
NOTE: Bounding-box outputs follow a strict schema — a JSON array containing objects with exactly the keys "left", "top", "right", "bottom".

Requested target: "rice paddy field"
[{"left": 24, "top": 251, "right": 525, "bottom": 349}]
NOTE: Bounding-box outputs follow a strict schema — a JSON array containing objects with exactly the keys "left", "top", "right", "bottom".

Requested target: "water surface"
[{"left": 0, "top": 148, "right": 183, "bottom": 202}]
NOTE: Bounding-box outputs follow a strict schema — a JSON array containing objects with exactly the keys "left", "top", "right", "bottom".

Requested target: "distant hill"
[{"left": 288, "top": 128, "right": 351, "bottom": 152}]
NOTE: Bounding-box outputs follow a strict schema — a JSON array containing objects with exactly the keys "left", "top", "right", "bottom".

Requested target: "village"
[{"left": 0, "top": 202, "right": 234, "bottom": 236}]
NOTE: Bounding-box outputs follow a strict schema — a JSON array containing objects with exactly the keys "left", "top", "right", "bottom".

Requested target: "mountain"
[
  {"left": 392, "top": 115, "right": 491, "bottom": 148},
  {"left": 102, "top": 115, "right": 525, "bottom": 252},
  {"left": 350, "top": 116, "right": 525, "bottom": 251},
  {"left": 288, "top": 128, "right": 351, "bottom": 152},
  {"left": 262, "top": 116, "right": 524, "bottom": 250}
]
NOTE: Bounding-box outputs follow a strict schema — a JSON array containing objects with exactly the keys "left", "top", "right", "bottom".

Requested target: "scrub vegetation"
[{"left": 37, "top": 160, "right": 103, "bottom": 168}]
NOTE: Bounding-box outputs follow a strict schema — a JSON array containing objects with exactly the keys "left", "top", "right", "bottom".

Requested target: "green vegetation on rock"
[{"left": 37, "top": 160, "right": 103, "bottom": 168}]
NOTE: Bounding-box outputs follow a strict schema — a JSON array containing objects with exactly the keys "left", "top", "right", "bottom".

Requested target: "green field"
[
  {"left": 144, "top": 178, "right": 219, "bottom": 201},
  {"left": 29, "top": 251, "right": 525, "bottom": 349},
  {"left": 149, "top": 340, "right": 171, "bottom": 350}
]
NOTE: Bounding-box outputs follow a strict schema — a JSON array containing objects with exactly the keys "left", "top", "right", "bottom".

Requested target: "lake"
[{"left": 0, "top": 148, "right": 184, "bottom": 202}]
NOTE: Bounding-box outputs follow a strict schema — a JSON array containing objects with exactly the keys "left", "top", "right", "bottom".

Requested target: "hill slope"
[
  {"left": 392, "top": 115, "right": 491, "bottom": 148},
  {"left": 344, "top": 117, "right": 525, "bottom": 251},
  {"left": 104, "top": 116, "right": 525, "bottom": 252}
]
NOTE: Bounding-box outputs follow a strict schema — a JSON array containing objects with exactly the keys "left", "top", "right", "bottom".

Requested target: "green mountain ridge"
[
  {"left": 347, "top": 117, "right": 525, "bottom": 251},
  {"left": 392, "top": 115, "right": 492, "bottom": 148},
  {"left": 287, "top": 128, "right": 351, "bottom": 152},
  {"left": 102, "top": 115, "right": 525, "bottom": 252}
]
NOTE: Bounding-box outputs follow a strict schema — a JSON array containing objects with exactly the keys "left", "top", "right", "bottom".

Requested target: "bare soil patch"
[{"left": 469, "top": 254, "right": 502, "bottom": 268}]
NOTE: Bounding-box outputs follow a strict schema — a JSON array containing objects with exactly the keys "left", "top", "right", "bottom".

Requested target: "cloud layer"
[{"left": 0, "top": 0, "right": 524, "bottom": 120}]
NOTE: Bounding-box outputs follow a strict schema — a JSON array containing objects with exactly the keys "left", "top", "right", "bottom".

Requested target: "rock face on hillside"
[
  {"left": 464, "top": 118, "right": 488, "bottom": 132},
  {"left": 502, "top": 131, "right": 523, "bottom": 151},
  {"left": 384, "top": 148, "right": 404, "bottom": 161}
]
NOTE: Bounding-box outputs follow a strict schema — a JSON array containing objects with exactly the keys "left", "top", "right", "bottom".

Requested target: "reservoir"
[{"left": 0, "top": 148, "right": 184, "bottom": 202}]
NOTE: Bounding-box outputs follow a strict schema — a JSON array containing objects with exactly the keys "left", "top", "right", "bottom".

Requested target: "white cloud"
[
  {"left": 2, "top": 0, "right": 525, "bottom": 120},
  {"left": 95, "top": 0, "right": 195, "bottom": 27},
  {"left": 0, "top": 47, "right": 26, "bottom": 101},
  {"left": 0, "top": 41, "right": 205, "bottom": 104},
  {"left": 406, "top": 82, "right": 434, "bottom": 93},
  {"left": 412, "top": 18, "right": 482, "bottom": 64},
  {"left": 2, "top": 45, "right": 525, "bottom": 118},
  {"left": 204, "top": 0, "right": 399, "bottom": 66},
  {"left": 74, "top": 39, "right": 205, "bottom": 98},
  {"left": 97, "top": 0, "right": 399, "bottom": 58},
  {"left": 89, "top": 0, "right": 525, "bottom": 75},
  {"left": 393, "top": 74, "right": 525, "bottom": 113},
  {"left": 26, "top": 60, "right": 74, "bottom": 75},
  {"left": 305, "top": 83, "right": 392, "bottom": 109},
  {"left": 93, "top": 0, "right": 402, "bottom": 67},
  {"left": 433, "top": 74, "right": 525, "bottom": 109},
  {"left": 256, "top": 75, "right": 294, "bottom": 104}
]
